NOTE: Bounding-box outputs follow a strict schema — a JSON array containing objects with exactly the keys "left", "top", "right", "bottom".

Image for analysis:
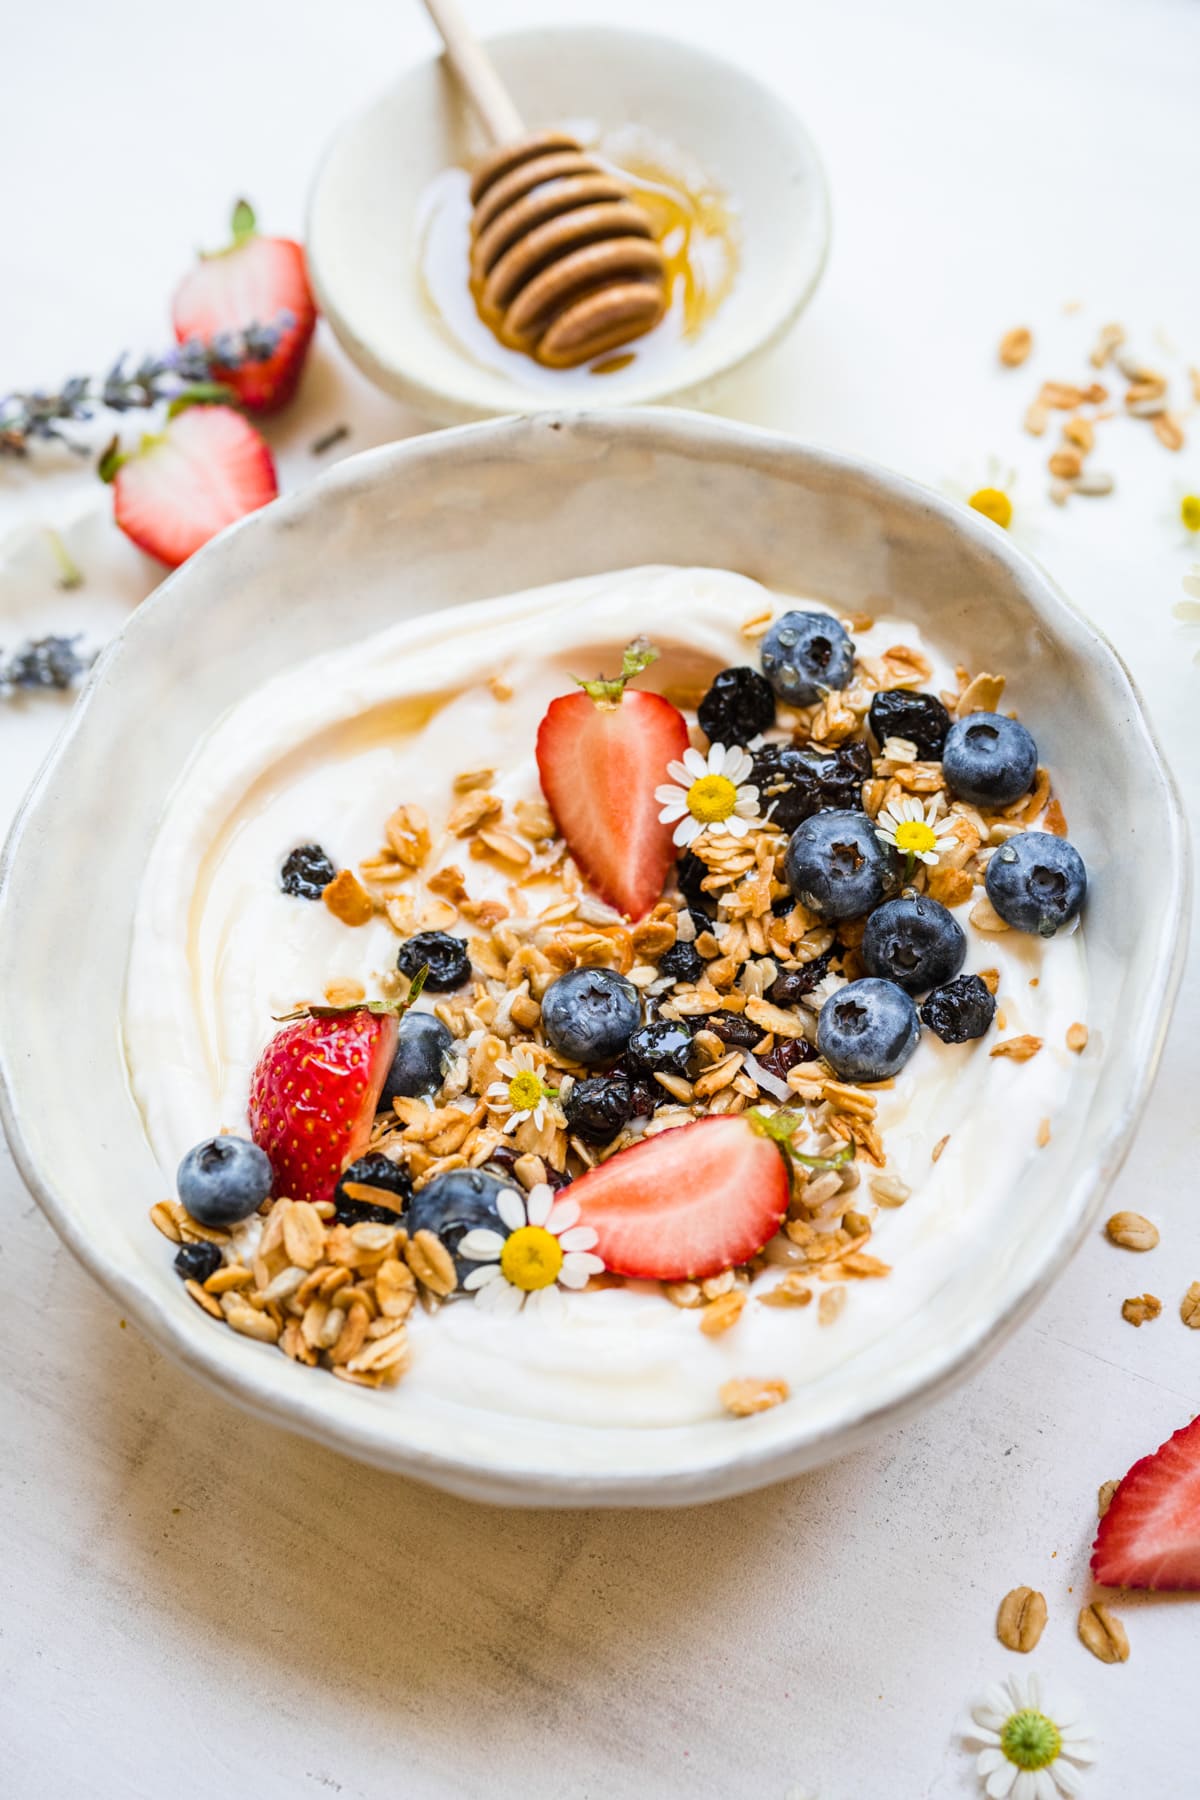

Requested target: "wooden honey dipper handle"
[{"left": 418, "top": 0, "right": 669, "bottom": 368}]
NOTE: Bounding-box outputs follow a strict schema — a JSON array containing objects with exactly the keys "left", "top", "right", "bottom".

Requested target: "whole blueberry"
[
  {"left": 173, "top": 1240, "right": 223, "bottom": 1284},
  {"left": 861, "top": 896, "right": 966, "bottom": 994},
  {"left": 751, "top": 741, "right": 871, "bottom": 832},
  {"left": 335, "top": 1151, "right": 412, "bottom": 1225},
  {"left": 817, "top": 979, "right": 921, "bottom": 1083},
  {"left": 381, "top": 1011, "right": 453, "bottom": 1102},
  {"left": 397, "top": 931, "right": 471, "bottom": 991},
  {"left": 920, "top": 974, "right": 997, "bottom": 1044},
  {"left": 656, "top": 937, "right": 704, "bottom": 985},
  {"left": 404, "top": 1168, "right": 517, "bottom": 1286},
  {"left": 626, "top": 1018, "right": 694, "bottom": 1078},
  {"left": 784, "top": 809, "right": 900, "bottom": 921},
  {"left": 177, "top": 1135, "right": 273, "bottom": 1227},
  {"left": 696, "top": 666, "right": 776, "bottom": 746},
  {"left": 942, "top": 712, "right": 1037, "bottom": 806},
  {"left": 760, "top": 611, "right": 855, "bottom": 706},
  {"left": 280, "top": 843, "right": 336, "bottom": 900},
  {"left": 985, "top": 831, "right": 1087, "bottom": 937},
  {"left": 541, "top": 966, "right": 641, "bottom": 1065},
  {"left": 564, "top": 1073, "right": 634, "bottom": 1144},
  {"left": 867, "top": 689, "right": 952, "bottom": 760}
]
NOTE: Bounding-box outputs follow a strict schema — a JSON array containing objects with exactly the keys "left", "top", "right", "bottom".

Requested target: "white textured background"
[{"left": 2, "top": 1, "right": 1197, "bottom": 1795}]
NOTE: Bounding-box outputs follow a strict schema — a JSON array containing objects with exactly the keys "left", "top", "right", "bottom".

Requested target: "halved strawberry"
[
  {"left": 101, "top": 404, "right": 277, "bottom": 567},
  {"left": 569, "top": 1113, "right": 790, "bottom": 1281},
  {"left": 1091, "top": 1414, "right": 1200, "bottom": 1590},
  {"left": 172, "top": 200, "right": 317, "bottom": 415},
  {"left": 535, "top": 642, "right": 689, "bottom": 920},
  {"left": 247, "top": 1008, "right": 398, "bottom": 1208}
]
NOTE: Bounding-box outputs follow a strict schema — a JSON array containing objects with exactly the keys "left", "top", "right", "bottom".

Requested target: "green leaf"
[
  {"left": 574, "top": 636, "right": 660, "bottom": 705},
  {"left": 96, "top": 434, "right": 125, "bottom": 484},
  {"left": 231, "top": 198, "right": 257, "bottom": 244},
  {"left": 166, "top": 383, "right": 236, "bottom": 420},
  {"left": 748, "top": 1107, "right": 855, "bottom": 1171}
]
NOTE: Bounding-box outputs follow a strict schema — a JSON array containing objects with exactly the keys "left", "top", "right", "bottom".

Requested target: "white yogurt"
[{"left": 123, "top": 568, "right": 1087, "bottom": 1427}]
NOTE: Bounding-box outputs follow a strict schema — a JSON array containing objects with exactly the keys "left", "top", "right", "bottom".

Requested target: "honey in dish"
[{"left": 417, "top": 129, "right": 740, "bottom": 388}]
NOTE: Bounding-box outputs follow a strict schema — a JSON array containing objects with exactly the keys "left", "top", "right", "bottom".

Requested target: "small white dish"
[
  {"left": 307, "top": 26, "right": 830, "bottom": 424},
  {"left": 0, "top": 411, "right": 1187, "bottom": 1507}
]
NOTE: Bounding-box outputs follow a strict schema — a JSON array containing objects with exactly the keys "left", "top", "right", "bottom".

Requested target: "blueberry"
[
  {"left": 177, "top": 1135, "right": 272, "bottom": 1227},
  {"left": 280, "top": 843, "right": 336, "bottom": 900},
  {"left": 816, "top": 979, "right": 921, "bottom": 1083},
  {"left": 760, "top": 611, "right": 855, "bottom": 706},
  {"left": 381, "top": 1011, "right": 453, "bottom": 1101},
  {"left": 867, "top": 689, "right": 952, "bottom": 760},
  {"left": 751, "top": 741, "right": 871, "bottom": 832},
  {"left": 984, "top": 831, "right": 1087, "bottom": 937},
  {"left": 766, "top": 948, "right": 834, "bottom": 1007},
  {"left": 657, "top": 937, "right": 704, "bottom": 985},
  {"left": 541, "top": 967, "right": 641, "bottom": 1065},
  {"left": 861, "top": 896, "right": 966, "bottom": 994},
  {"left": 784, "top": 809, "right": 899, "bottom": 921},
  {"left": 626, "top": 1018, "right": 694, "bottom": 1077},
  {"left": 404, "top": 1169, "right": 517, "bottom": 1286},
  {"left": 173, "top": 1240, "right": 223, "bottom": 1284},
  {"left": 564, "top": 1073, "right": 633, "bottom": 1143},
  {"left": 920, "top": 974, "right": 997, "bottom": 1044},
  {"left": 696, "top": 666, "right": 776, "bottom": 746},
  {"left": 397, "top": 931, "right": 471, "bottom": 991},
  {"left": 334, "top": 1151, "right": 412, "bottom": 1225},
  {"left": 676, "top": 851, "right": 715, "bottom": 913},
  {"left": 942, "top": 712, "right": 1037, "bottom": 806},
  {"left": 703, "top": 1011, "right": 764, "bottom": 1049}
]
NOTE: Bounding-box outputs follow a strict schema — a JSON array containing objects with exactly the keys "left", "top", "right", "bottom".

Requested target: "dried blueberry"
[
  {"left": 751, "top": 742, "right": 871, "bottom": 832},
  {"left": 626, "top": 1018, "right": 694, "bottom": 1077},
  {"left": 564, "top": 1073, "right": 634, "bottom": 1143},
  {"left": 868, "top": 689, "right": 952, "bottom": 759},
  {"left": 703, "top": 1011, "right": 763, "bottom": 1049},
  {"left": 696, "top": 666, "right": 776, "bottom": 746},
  {"left": 751, "top": 1036, "right": 818, "bottom": 1085},
  {"left": 766, "top": 949, "right": 833, "bottom": 1007},
  {"left": 397, "top": 930, "right": 471, "bottom": 991},
  {"left": 657, "top": 937, "right": 704, "bottom": 985},
  {"left": 676, "top": 851, "right": 715, "bottom": 913},
  {"left": 335, "top": 1152, "right": 412, "bottom": 1225},
  {"left": 280, "top": 843, "right": 337, "bottom": 900},
  {"left": 760, "top": 611, "right": 855, "bottom": 706},
  {"left": 920, "top": 974, "right": 997, "bottom": 1044},
  {"left": 173, "top": 1240, "right": 223, "bottom": 1284}
]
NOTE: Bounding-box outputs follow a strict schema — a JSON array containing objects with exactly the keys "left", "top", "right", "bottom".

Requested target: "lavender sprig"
[
  {"left": 0, "top": 635, "right": 95, "bottom": 697},
  {"left": 0, "top": 314, "right": 293, "bottom": 458}
]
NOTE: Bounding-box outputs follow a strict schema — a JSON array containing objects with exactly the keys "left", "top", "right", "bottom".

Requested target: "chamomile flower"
[
  {"left": 655, "top": 744, "right": 761, "bottom": 849},
  {"left": 965, "top": 1672, "right": 1095, "bottom": 1798},
  {"left": 485, "top": 1046, "right": 558, "bottom": 1134},
  {"left": 874, "top": 795, "right": 958, "bottom": 869},
  {"left": 459, "top": 1184, "right": 604, "bottom": 1317}
]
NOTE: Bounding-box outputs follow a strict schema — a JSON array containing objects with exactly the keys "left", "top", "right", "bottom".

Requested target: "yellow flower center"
[
  {"left": 687, "top": 772, "right": 738, "bottom": 823},
  {"left": 1182, "top": 494, "right": 1200, "bottom": 533},
  {"left": 969, "top": 487, "right": 1013, "bottom": 529},
  {"left": 507, "top": 1070, "right": 544, "bottom": 1111},
  {"left": 894, "top": 819, "right": 938, "bottom": 855},
  {"left": 499, "top": 1224, "right": 564, "bottom": 1291}
]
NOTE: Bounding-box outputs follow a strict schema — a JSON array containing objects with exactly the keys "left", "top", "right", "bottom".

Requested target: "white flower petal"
[
  {"left": 674, "top": 816, "right": 702, "bottom": 847},
  {"left": 970, "top": 1728, "right": 1002, "bottom": 1747},
  {"left": 917, "top": 848, "right": 939, "bottom": 866},
  {"left": 658, "top": 798, "right": 690, "bottom": 824},
  {"left": 545, "top": 1197, "right": 580, "bottom": 1235},
  {"left": 705, "top": 743, "right": 728, "bottom": 772},
  {"left": 1048, "top": 1766, "right": 1082, "bottom": 1798},
  {"left": 503, "top": 1111, "right": 526, "bottom": 1133},
  {"left": 724, "top": 813, "right": 752, "bottom": 838},
  {"left": 1032, "top": 1771, "right": 1058, "bottom": 1800},
  {"left": 985, "top": 1764, "right": 1018, "bottom": 1799},
  {"left": 655, "top": 782, "right": 685, "bottom": 803},
  {"left": 463, "top": 1266, "right": 501, "bottom": 1293},
  {"left": 525, "top": 1184, "right": 554, "bottom": 1227},
  {"left": 666, "top": 759, "right": 693, "bottom": 785},
  {"left": 562, "top": 1250, "right": 605, "bottom": 1283},
  {"left": 496, "top": 1188, "right": 527, "bottom": 1232},
  {"left": 976, "top": 1750, "right": 1006, "bottom": 1776},
  {"left": 682, "top": 747, "right": 708, "bottom": 778},
  {"left": 525, "top": 1283, "right": 566, "bottom": 1320},
  {"left": 1012, "top": 1772, "right": 1037, "bottom": 1800},
  {"left": 557, "top": 1224, "right": 599, "bottom": 1252},
  {"left": 459, "top": 1228, "right": 506, "bottom": 1260},
  {"left": 1058, "top": 1742, "right": 1096, "bottom": 1767}
]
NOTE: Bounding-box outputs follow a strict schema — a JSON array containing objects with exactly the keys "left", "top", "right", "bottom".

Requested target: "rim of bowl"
[
  {"left": 0, "top": 410, "right": 1188, "bottom": 1504},
  {"left": 306, "top": 25, "right": 832, "bottom": 425}
]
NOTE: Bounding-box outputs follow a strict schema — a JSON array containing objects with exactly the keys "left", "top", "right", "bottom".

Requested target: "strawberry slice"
[
  {"left": 569, "top": 1114, "right": 790, "bottom": 1280},
  {"left": 101, "top": 404, "right": 277, "bottom": 568},
  {"left": 247, "top": 1008, "right": 398, "bottom": 1208},
  {"left": 1091, "top": 1414, "right": 1200, "bottom": 1590},
  {"left": 172, "top": 199, "right": 317, "bottom": 415},
  {"left": 536, "top": 641, "right": 689, "bottom": 920}
]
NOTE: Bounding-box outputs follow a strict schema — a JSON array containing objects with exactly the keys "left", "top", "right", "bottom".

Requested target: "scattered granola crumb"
[
  {"left": 323, "top": 869, "right": 375, "bottom": 927},
  {"left": 1097, "top": 1478, "right": 1120, "bottom": 1519},
  {"left": 1105, "top": 1211, "right": 1159, "bottom": 1252},
  {"left": 996, "top": 1585, "right": 1047, "bottom": 1653},
  {"left": 931, "top": 1135, "right": 950, "bottom": 1164},
  {"left": 998, "top": 326, "right": 1033, "bottom": 368},
  {"left": 969, "top": 896, "right": 1010, "bottom": 933},
  {"left": 324, "top": 978, "right": 366, "bottom": 1008},
  {"left": 489, "top": 674, "right": 514, "bottom": 701},
  {"left": 990, "top": 1035, "right": 1042, "bottom": 1062},
  {"left": 720, "top": 1376, "right": 789, "bottom": 1417},
  {"left": 1121, "top": 1293, "right": 1162, "bottom": 1327},
  {"left": 977, "top": 968, "right": 1001, "bottom": 996},
  {"left": 1036, "top": 1118, "right": 1051, "bottom": 1148},
  {"left": 1066, "top": 1022, "right": 1088, "bottom": 1053},
  {"left": 1180, "top": 1282, "right": 1200, "bottom": 1329},
  {"left": 700, "top": 1290, "right": 746, "bottom": 1335},
  {"left": 1077, "top": 1601, "right": 1129, "bottom": 1665},
  {"left": 818, "top": 1286, "right": 846, "bottom": 1327}
]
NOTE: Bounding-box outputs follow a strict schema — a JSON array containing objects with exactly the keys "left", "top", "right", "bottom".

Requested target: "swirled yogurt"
[{"left": 123, "top": 567, "right": 1087, "bottom": 1427}]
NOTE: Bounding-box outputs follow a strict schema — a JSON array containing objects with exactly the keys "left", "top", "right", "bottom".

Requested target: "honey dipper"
[{"left": 421, "top": 0, "right": 669, "bottom": 367}]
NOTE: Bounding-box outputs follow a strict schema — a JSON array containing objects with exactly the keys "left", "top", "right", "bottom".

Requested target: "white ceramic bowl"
[
  {"left": 307, "top": 27, "right": 830, "bottom": 423},
  {"left": 0, "top": 412, "right": 1187, "bottom": 1506}
]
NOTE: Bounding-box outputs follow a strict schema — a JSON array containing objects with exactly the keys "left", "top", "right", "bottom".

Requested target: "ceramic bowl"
[
  {"left": 307, "top": 27, "right": 830, "bottom": 423},
  {"left": 0, "top": 412, "right": 1187, "bottom": 1506}
]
